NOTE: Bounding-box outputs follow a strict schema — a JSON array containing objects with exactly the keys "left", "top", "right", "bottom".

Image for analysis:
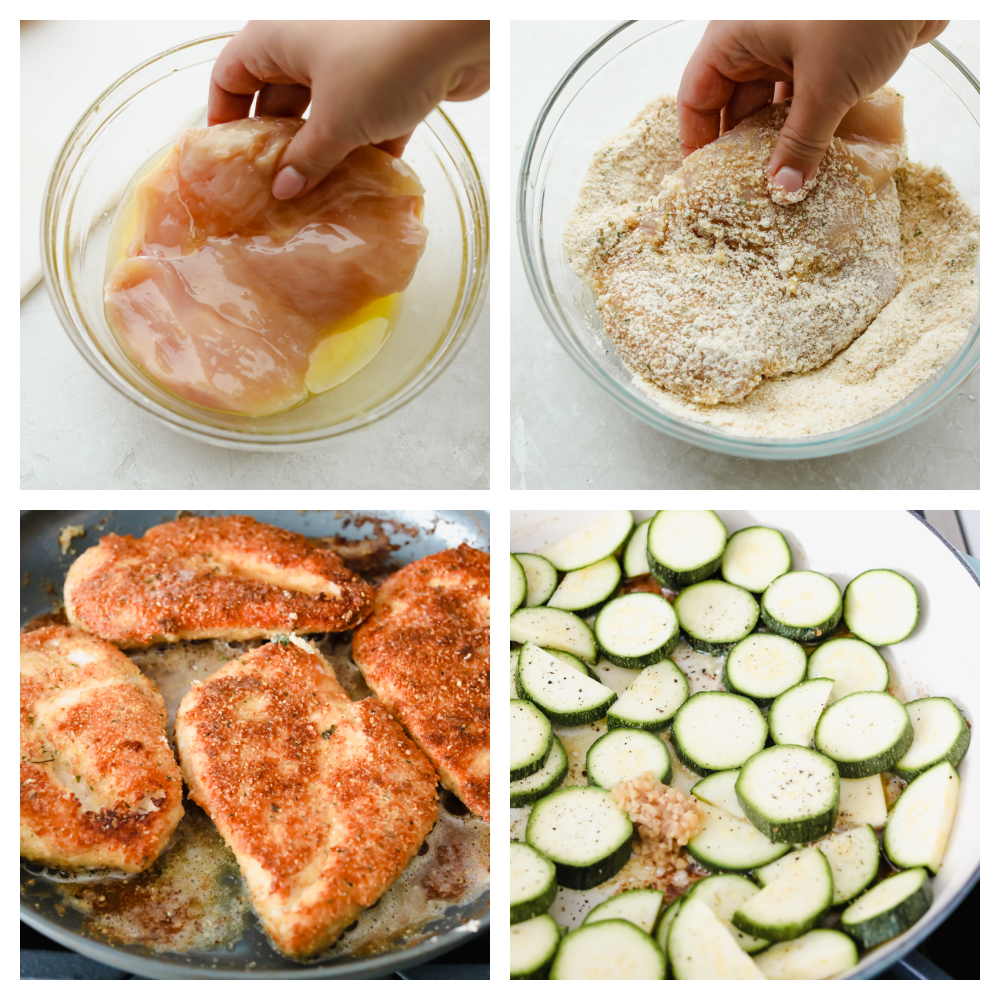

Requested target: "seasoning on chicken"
[
  {"left": 64, "top": 515, "right": 373, "bottom": 649},
  {"left": 104, "top": 117, "right": 428, "bottom": 416},
  {"left": 20, "top": 626, "right": 184, "bottom": 872}
]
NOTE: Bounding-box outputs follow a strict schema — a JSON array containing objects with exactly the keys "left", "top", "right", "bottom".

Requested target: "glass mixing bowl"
[
  {"left": 43, "top": 34, "right": 488, "bottom": 450},
  {"left": 518, "top": 21, "right": 979, "bottom": 459}
]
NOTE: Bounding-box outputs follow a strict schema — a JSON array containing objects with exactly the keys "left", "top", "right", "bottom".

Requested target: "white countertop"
[
  {"left": 510, "top": 20, "right": 979, "bottom": 489},
  {"left": 20, "top": 21, "right": 489, "bottom": 489}
]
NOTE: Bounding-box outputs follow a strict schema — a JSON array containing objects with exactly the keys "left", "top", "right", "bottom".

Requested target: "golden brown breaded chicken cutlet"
[
  {"left": 353, "top": 544, "right": 490, "bottom": 822},
  {"left": 20, "top": 627, "right": 184, "bottom": 872},
  {"left": 175, "top": 639, "right": 439, "bottom": 960},
  {"left": 64, "top": 515, "right": 374, "bottom": 649}
]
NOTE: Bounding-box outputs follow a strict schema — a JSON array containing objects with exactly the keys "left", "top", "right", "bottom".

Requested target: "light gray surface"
[
  {"left": 21, "top": 22, "right": 489, "bottom": 489},
  {"left": 510, "top": 20, "right": 979, "bottom": 490}
]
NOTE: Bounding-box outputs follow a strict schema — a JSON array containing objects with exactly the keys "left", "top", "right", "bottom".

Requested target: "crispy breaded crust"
[
  {"left": 352, "top": 544, "right": 490, "bottom": 822},
  {"left": 175, "top": 640, "right": 438, "bottom": 960},
  {"left": 20, "top": 627, "right": 184, "bottom": 872},
  {"left": 64, "top": 516, "right": 374, "bottom": 649}
]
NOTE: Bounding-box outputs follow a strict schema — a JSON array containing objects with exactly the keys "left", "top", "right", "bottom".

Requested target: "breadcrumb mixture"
[{"left": 565, "top": 94, "right": 979, "bottom": 437}]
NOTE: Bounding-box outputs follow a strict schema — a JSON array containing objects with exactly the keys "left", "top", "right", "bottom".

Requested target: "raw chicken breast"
[
  {"left": 105, "top": 118, "right": 427, "bottom": 416},
  {"left": 596, "top": 90, "right": 905, "bottom": 404}
]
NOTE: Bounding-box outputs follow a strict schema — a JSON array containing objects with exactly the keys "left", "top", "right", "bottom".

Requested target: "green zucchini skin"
[
  {"left": 683, "top": 633, "right": 741, "bottom": 656},
  {"left": 814, "top": 692, "right": 914, "bottom": 779},
  {"left": 646, "top": 510, "right": 728, "bottom": 590},
  {"left": 840, "top": 869, "right": 934, "bottom": 949},
  {"left": 510, "top": 736, "right": 569, "bottom": 808},
  {"left": 511, "top": 913, "right": 561, "bottom": 979},
  {"left": 594, "top": 593, "right": 680, "bottom": 669},
  {"left": 510, "top": 842, "right": 558, "bottom": 925},
  {"left": 892, "top": 697, "right": 972, "bottom": 781},
  {"left": 759, "top": 604, "right": 842, "bottom": 644},
  {"left": 553, "top": 837, "right": 632, "bottom": 892}
]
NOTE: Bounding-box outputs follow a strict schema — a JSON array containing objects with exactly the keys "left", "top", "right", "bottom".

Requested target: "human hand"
[
  {"left": 209, "top": 20, "right": 489, "bottom": 199},
  {"left": 677, "top": 20, "right": 947, "bottom": 194}
]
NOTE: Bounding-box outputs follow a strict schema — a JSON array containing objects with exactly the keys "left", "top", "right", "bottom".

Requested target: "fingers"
[
  {"left": 914, "top": 20, "right": 949, "bottom": 46},
  {"left": 208, "top": 78, "right": 255, "bottom": 127},
  {"left": 721, "top": 79, "right": 775, "bottom": 134},
  {"left": 374, "top": 131, "right": 414, "bottom": 159},
  {"left": 677, "top": 58, "right": 736, "bottom": 157},
  {"left": 272, "top": 106, "right": 358, "bottom": 200},
  {"left": 256, "top": 82, "right": 312, "bottom": 119},
  {"left": 768, "top": 85, "right": 854, "bottom": 192}
]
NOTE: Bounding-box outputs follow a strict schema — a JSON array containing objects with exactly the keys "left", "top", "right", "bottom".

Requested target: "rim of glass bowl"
[
  {"left": 42, "top": 33, "right": 489, "bottom": 450},
  {"left": 517, "top": 21, "right": 979, "bottom": 460}
]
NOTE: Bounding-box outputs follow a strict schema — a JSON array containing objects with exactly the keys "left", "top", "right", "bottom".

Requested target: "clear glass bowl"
[
  {"left": 518, "top": 21, "right": 979, "bottom": 459},
  {"left": 43, "top": 34, "right": 488, "bottom": 451}
]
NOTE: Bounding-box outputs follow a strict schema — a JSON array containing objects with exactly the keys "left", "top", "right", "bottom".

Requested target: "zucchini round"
[
  {"left": 667, "top": 896, "right": 765, "bottom": 980},
  {"left": 606, "top": 658, "right": 689, "bottom": 732},
  {"left": 673, "top": 580, "right": 760, "bottom": 655},
  {"left": 686, "top": 874, "right": 771, "bottom": 953},
  {"left": 511, "top": 913, "right": 561, "bottom": 979},
  {"left": 647, "top": 510, "right": 728, "bottom": 590},
  {"left": 585, "top": 729, "right": 671, "bottom": 790},
  {"left": 814, "top": 690, "right": 913, "bottom": 778},
  {"left": 582, "top": 887, "right": 663, "bottom": 935},
  {"left": 893, "top": 697, "right": 971, "bottom": 780},
  {"left": 721, "top": 526, "right": 792, "bottom": 593},
  {"left": 840, "top": 868, "right": 933, "bottom": 949},
  {"left": 883, "top": 760, "right": 960, "bottom": 874},
  {"left": 594, "top": 592, "right": 680, "bottom": 668},
  {"left": 671, "top": 691, "right": 768, "bottom": 776},
  {"left": 753, "top": 929, "right": 858, "bottom": 980},
  {"left": 806, "top": 637, "right": 888, "bottom": 702},
  {"left": 511, "top": 699, "right": 552, "bottom": 780},
  {"left": 623, "top": 517, "right": 652, "bottom": 578},
  {"left": 761, "top": 571, "right": 842, "bottom": 644},
  {"left": 843, "top": 568, "right": 920, "bottom": 646},
  {"left": 547, "top": 555, "right": 622, "bottom": 616},
  {"left": 510, "top": 735, "right": 569, "bottom": 807},
  {"left": 510, "top": 841, "right": 557, "bottom": 924},
  {"left": 513, "top": 552, "right": 559, "bottom": 608},
  {"left": 768, "top": 678, "right": 834, "bottom": 747},
  {"left": 510, "top": 606, "right": 598, "bottom": 664},
  {"left": 686, "top": 804, "right": 790, "bottom": 873},
  {"left": 550, "top": 919, "right": 665, "bottom": 980},
  {"left": 526, "top": 786, "right": 633, "bottom": 890},
  {"left": 511, "top": 554, "right": 527, "bottom": 615},
  {"left": 517, "top": 644, "right": 617, "bottom": 726},
  {"left": 691, "top": 768, "right": 745, "bottom": 821},
  {"left": 723, "top": 633, "right": 807, "bottom": 706},
  {"left": 736, "top": 745, "right": 839, "bottom": 844},
  {"left": 654, "top": 897, "right": 681, "bottom": 956},
  {"left": 541, "top": 511, "right": 634, "bottom": 572}
]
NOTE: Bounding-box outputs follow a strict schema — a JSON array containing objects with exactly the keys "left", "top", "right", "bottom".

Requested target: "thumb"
[
  {"left": 272, "top": 112, "right": 358, "bottom": 201},
  {"left": 768, "top": 87, "right": 853, "bottom": 196}
]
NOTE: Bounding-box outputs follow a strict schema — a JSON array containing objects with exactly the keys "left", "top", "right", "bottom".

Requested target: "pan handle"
[{"left": 878, "top": 950, "right": 952, "bottom": 980}]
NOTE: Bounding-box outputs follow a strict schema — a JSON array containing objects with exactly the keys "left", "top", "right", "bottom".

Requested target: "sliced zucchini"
[
  {"left": 736, "top": 745, "right": 839, "bottom": 844},
  {"left": 814, "top": 690, "right": 913, "bottom": 778},
  {"left": 623, "top": 517, "right": 652, "bottom": 577},
  {"left": 757, "top": 826, "right": 880, "bottom": 906},
  {"left": 511, "top": 841, "right": 557, "bottom": 924},
  {"left": 686, "top": 874, "right": 771, "bottom": 953},
  {"left": 674, "top": 580, "right": 760, "bottom": 655},
  {"left": 526, "top": 786, "right": 633, "bottom": 891},
  {"left": 686, "top": 804, "right": 790, "bottom": 873},
  {"left": 606, "top": 659, "right": 689, "bottom": 732},
  {"left": 594, "top": 592, "right": 680, "bottom": 669},
  {"left": 582, "top": 887, "right": 663, "bottom": 935},
  {"left": 691, "top": 769, "right": 746, "bottom": 821},
  {"left": 541, "top": 511, "right": 634, "bottom": 572},
  {"left": 511, "top": 913, "right": 561, "bottom": 979},
  {"left": 753, "top": 929, "right": 858, "bottom": 980},
  {"left": 513, "top": 552, "right": 559, "bottom": 608},
  {"left": 510, "top": 649, "right": 520, "bottom": 698},
  {"left": 547, "top": 555, "right": 622, "bottom": 615},
  {"left": 807, "top": 637, "right": 889, "bottom": 702},
  {"left": 585, "top": 729, "right": 671, "bottom": 790},
  {"left": 671, "top": 691, "right": 768, "bottom": 776},
  {"left": 843, "top": 568, "right": 920, "bottom": 646},
  {"left": 550, "top": 918, "right": 665, "bottom": 980},
  {"left": 761, "top": 571, "right": 842, "bottom": 644},
  {"left": 667, "top": 896, "right": 766, "bottom": 980},
  {"left": 840, "top": 868, "right": 933, "bottom": 949},
  {"left": 545, "top": 647, "right": 593, "bottom": 678},
  {"left": 893, "top": 697, "right": 971, "bottom": 780},
  {"left": 768, "top": 678, "right": 834, "bottom": 747},
  {"left": 511, "top": 554, "right": 527, "bottom": 614},
  {"left": 732, "top": 847, "right": 833, "bottom": 942},
  {"left": 883, "top": 760, "right": 960, "bottom": 874},
  {"left": 510, "top": 735, "right": 569, "bottom": 807},
  {"left": 511, "top": 699, "right": 553, "bottom": 780},
  {"left": 837, "top": 775, "right": 887, "bottom": 829},
  {"left": 722, "top": 526, "right": 792, "bottom": 593},
  {"left": 723, "top": 633, "right": 807, "bottom": 706},
  {"left": 517, "top": 643, "right": 617, "bottom": 726},
  {"left": 510, "top": 606, "right": 597, "bottom": 664},
  {"left": 647, "top": 510, "right": 728, "bottom": 590},
  {"left": 654, "top": 897, "right": 681, "bottom": 955}
]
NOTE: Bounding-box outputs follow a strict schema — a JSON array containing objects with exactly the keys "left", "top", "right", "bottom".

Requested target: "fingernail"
[
  {"left": 771, "top": 166, "right": 804, "bottom": 193},
  {"left": 272, "top": 165, "right": 306, "bottom": 200}
]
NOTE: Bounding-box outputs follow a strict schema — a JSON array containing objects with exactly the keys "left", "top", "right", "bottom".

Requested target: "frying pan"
[
  {"left": 20, "top": 509, "right": 490, "bottom": 979},
  {"left": 510, "top": 509, "right": 977, "bottom": 980}
]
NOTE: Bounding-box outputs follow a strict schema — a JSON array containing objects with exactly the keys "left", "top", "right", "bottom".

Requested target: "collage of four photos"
[{"left": 20, "top": 17, "right": 980, "bottom": 981}]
